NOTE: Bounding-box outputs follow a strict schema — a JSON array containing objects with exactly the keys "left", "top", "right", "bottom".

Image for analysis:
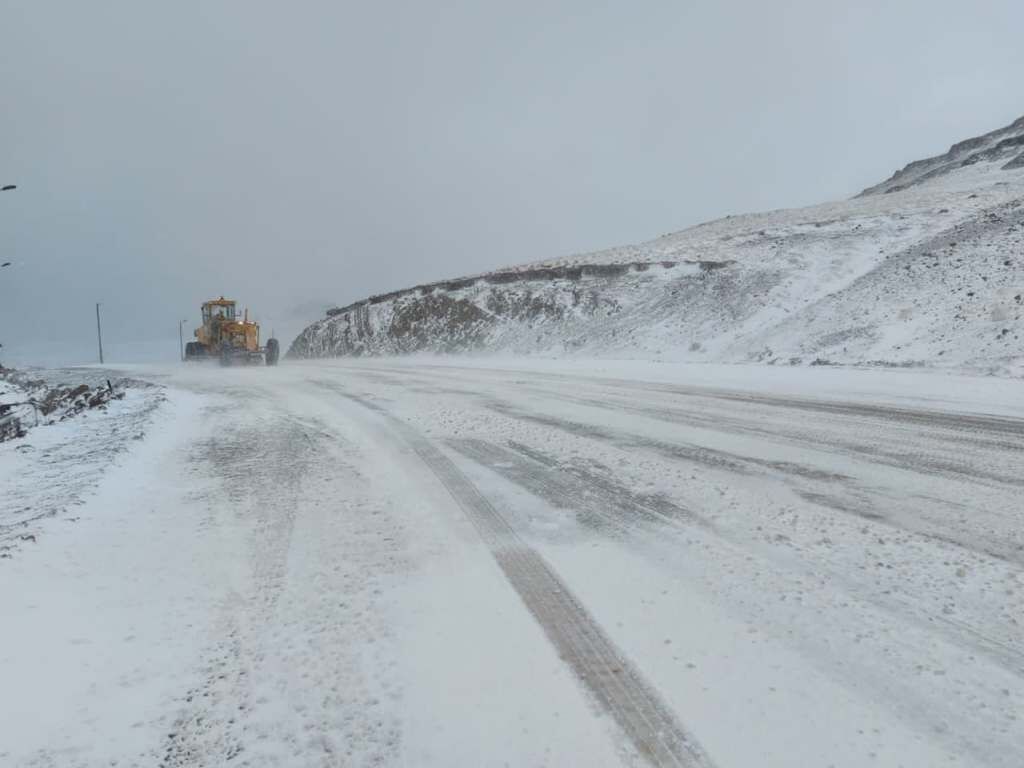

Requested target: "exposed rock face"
[
  {"left": 289, "top": 261, "right": 752, "bottom": 358},
  {"left": 290, "top": 114, "right": 1024, "bottom": 374},
  {"left": 858, "top": 116, "right": 1024, "bottom": 196},
  {"left": 1004, "top": 151, "right": 1024, "bottom": 171}
]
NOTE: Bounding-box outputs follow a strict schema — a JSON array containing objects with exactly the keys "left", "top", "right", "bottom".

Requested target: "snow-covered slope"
[{"left": 290, "top": 116, "right": 1024, "bottom": 374}]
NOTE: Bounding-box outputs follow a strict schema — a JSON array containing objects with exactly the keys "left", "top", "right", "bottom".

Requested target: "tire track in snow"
[
  {"left": 159, "top": 411, "right": 310, "bottom": 767},
  {"left": 159, "top": 407, "right": 403, "bottom": 767},
  {"left": 485, "top": 400, "right": 848, "bottom": 483},
  {"left": 334, "top": 371, "right": 1024, "bottom": 670},
  {"left": 447, "top": 438, "right": 1024, "bottom": 765},
  {"left": 544, "top": 388, "right": 1024, "bottom": 489},
  {"left": 322, "top": 383, "right": 714, "bottom": 768},
  {"left": 448, "top": 432, "right": 1024, "bottom": 678},
  {"left": 409, "top": 364, "right": 1024, "bottom": 445},
  {"left": 450, "top": 437, "right": 712, "bottom": 538},
  {"left": 483, "top": 398, "right": 1024, "bottom": 565}
]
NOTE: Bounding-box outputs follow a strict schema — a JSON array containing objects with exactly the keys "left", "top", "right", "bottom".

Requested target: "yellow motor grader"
[{"left": 184, "top": 297, "right": 280, "bottom": 366}]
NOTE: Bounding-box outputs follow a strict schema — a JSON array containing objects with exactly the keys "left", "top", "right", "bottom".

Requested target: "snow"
[
  {"left": 327, "top": 354, "right": 1024, "bottom": 417},
  {"left": 0, "top": 389, "right": 216, "bottom": 764},
  {"left": 0, "top": 374, "right": 165, "bottom": 554},
  {"left": 2, "top": 358, "right": 1022, "bottom": 766}
]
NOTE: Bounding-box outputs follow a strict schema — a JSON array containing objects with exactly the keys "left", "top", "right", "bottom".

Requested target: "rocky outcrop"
[
  {"left": 0, "top": 368, "right": 126, "bottom": 442},
  {"left": 288, "top": 260, "right": 749, "bottom": 359},
  {"left": 858, "top": 115, "right": 1024, "bottom": 196}
]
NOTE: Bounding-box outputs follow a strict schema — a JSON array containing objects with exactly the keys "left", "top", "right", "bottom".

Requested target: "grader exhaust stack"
[{"left": 184, "top": 297, "right": 280, "bottom": 366}]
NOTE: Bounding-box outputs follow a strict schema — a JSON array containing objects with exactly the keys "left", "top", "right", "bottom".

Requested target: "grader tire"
[{"left": 265, "top": 338, "right": 280, "bottom": 366}]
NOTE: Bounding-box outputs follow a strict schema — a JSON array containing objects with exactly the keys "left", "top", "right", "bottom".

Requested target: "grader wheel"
[{"left": 265, "top": 338, "right": 280, "bottom": 366}]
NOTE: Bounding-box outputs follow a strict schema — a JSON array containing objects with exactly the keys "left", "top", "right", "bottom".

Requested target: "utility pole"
[
  {"left": 179, "top": 319, "right": 188, "bottom": 361},
  {"left": 2, "top": 185, "right": 14, "bottom": 271},
  {"left": 95, "top": 303, "right": 104, "bottom": 364},
  {"left": 1, "top": 185, "right": 15, "bottom": 357}
]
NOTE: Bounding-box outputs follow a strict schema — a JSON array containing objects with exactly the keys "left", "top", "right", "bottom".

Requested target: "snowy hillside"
[{"left": 290, "top": 116, "right": 1024, "bottom": 375}]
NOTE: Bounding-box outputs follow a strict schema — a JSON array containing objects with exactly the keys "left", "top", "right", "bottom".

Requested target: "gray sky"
[{"left": 2, "top": 0, "right": 1022, "bottom": 365}]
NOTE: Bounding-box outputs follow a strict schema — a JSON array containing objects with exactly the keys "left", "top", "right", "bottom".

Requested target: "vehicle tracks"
[{"left": 320, "top": 383, "right": 714, "bottom": 768}]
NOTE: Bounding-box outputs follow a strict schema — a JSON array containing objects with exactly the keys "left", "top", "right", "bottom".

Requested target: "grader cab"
[{"left": 184, "top": 297, "right": 280, "bottom": 366}]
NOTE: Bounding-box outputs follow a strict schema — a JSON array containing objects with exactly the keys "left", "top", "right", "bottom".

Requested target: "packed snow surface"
[
  {"left": 2, "top": 358, "right": 1023, "bottom": 767},
  {"left": 291, "top": 117, "right": 1024, "bottom": 374}
]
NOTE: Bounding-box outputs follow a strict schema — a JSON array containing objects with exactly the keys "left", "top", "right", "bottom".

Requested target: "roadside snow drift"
[{"left": 290, "top": 116, "right": 1024, "bottom": 374}]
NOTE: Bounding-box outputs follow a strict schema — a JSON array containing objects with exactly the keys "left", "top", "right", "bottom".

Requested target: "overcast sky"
[{"left": 1, "top": 0, "right": 1022, "bottom": 364}]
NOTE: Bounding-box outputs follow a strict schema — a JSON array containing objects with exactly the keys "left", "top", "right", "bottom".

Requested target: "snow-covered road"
[{"left": 2, "top": 359, "right": 1023, "bottom": 767}]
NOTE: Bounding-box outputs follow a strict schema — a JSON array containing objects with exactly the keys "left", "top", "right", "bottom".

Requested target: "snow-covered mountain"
[{"left": 289, "top": 116, "right": 1024, "bottom": 375}]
